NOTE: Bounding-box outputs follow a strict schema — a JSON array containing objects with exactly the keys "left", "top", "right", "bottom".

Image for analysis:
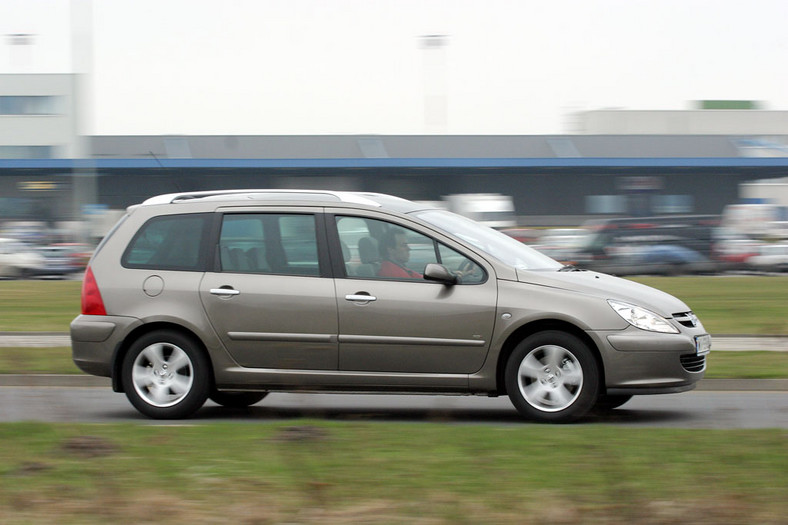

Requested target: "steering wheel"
[{"left": 457, "top": 259, "right": 483, "bottom": 282}]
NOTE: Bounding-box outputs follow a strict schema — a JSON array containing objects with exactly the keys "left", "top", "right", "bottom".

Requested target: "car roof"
[{"left": 139, "top": 189, "right": 429, "bottom": 214}]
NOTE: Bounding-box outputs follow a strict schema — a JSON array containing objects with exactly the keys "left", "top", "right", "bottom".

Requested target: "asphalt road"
[{"left": 1, "top": 387, "right": 786, "bottom": 428}]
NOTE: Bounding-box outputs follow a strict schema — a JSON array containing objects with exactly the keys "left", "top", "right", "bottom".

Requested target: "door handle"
[
  {"left": 345, "top": 293, "right": 377, "bottom": 303},
  {"left": 210, "top": 288, "right": 241, "bottom": 296}
]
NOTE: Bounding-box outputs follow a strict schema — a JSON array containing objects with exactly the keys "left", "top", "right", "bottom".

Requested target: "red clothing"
[{"left": 378, "top": 260, "right": 422, "bottom": 279}]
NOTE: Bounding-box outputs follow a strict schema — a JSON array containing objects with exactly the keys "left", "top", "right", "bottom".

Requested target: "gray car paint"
[{"left": 71, "top": 191, "right": 708, "bottom": 406}]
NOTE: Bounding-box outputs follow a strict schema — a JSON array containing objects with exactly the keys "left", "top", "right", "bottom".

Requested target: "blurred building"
[
  {"left": 4, "top": 133, "right": 785, "bottom": 229},
  {"left": 0, "top": 73, "right": 80, "bottom": 159},
  {"left": 576, "top": 101, "right": 788, "bottom": 139},
  {"left": 0, "top": 73, "right": 81, "bottom": 227},
  {"left": 1, "top": 74, "right": 788, "bottom": 231}
]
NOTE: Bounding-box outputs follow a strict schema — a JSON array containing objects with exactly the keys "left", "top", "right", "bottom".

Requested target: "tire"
[
  {"left": 505, "top": 331, "right": 599, "bottom": 423},
  {"left": 209, "top": 391, "right": 268, "bottom": 408},
  {"left": 594, "top": 394, "right": 633, "bottom": 412},
  {"left": 121, "top": 330, "right": 210, "bottom": 419}
]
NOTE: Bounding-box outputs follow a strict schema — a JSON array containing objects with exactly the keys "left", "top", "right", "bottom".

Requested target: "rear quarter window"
[{"left": 122, "top": 213, "right": 210, "bottom": 271}]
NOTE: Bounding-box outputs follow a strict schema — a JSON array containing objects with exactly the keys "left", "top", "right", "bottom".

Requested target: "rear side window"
[
  {"left": 219, "top": 213, "right": 320, "bottom": 276},
  {"left": 122, "top": 213, "right": 209, "bottom": 270}
]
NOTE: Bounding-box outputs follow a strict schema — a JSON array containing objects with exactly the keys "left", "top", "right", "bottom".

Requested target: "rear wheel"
[
  {"left": 505, "top": 331, "right": 599, "bottom": 423},
  {"left": 209, "top": 391, "right": 268, "bottom": 408},
  {"left": 121, "top": 330, "right": 210, "bottom": 419}
]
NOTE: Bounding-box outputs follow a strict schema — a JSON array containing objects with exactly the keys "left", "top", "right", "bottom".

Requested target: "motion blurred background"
[{"left": 1, "top": 0, "right": 787, "bottom": 278}]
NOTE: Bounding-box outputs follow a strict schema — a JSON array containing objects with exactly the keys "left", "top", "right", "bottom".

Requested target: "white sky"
[{"left": 1, "top": 0, "right": 787, "bottom": 136}]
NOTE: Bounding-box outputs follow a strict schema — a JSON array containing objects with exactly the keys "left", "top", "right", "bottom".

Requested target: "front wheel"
[
  {"left": 505, "top": 331, "right": 599, "bottom": 423},
  {"left": 121, "top": 330, "right": 210, "bottom": 419}
]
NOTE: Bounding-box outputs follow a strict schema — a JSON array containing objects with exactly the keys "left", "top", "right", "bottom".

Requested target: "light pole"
[
  {"left": 70, "top": 0, "right": 98, "bottom": 241},
  {"left": 419, "top": 34, "right": 448, "bottom": 134},
  {"left": 5, "top": 33, "right": 35, "bottom": 69}
]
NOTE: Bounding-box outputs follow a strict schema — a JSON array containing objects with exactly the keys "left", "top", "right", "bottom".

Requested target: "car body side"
[{"left": 72, "top": 198, "right": 706, "bottom": 401}]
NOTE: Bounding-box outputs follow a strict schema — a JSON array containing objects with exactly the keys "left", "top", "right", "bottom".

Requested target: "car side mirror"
[{"left": 423, "top": 263, "right": 458, "bottom": 285}]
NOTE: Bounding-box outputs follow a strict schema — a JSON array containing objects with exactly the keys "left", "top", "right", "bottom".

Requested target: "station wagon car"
[{"left": 71, "top": 190, "right": 711, "bottom": 422}]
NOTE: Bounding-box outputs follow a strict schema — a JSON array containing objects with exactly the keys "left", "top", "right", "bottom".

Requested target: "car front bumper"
[{"left": 588, "top": 328, "right": 709, "bottom": 395}]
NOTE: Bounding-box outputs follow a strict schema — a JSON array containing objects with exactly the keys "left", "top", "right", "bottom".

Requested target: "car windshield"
[{"left": 414, "top": 209, "right": 562, "bottom": 270}]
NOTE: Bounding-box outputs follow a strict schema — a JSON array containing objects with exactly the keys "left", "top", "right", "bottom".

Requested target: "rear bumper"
[{"left": 70, "top": 314, "right": 140, "bottom": 378}]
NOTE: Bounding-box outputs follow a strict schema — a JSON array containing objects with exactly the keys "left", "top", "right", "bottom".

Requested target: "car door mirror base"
[{"left": 424, "top": 263, "right": 458, "bottom": 285}]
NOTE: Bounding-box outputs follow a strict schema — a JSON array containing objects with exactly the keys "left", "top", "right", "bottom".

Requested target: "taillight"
[{"left": 81, "top": 266, "right": 107, "bottom": 316}]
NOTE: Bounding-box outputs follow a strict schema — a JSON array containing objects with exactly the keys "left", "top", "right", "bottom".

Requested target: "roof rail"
[{"left": 140, "top": 189, "right": 382, "bottom": 207}]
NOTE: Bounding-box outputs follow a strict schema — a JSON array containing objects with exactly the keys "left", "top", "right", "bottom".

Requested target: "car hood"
[{"left": 515, "top": 268, "right": 691, "bottom": 316}]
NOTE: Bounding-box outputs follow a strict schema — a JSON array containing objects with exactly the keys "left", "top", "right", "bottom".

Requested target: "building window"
[
  {"left": 586, "top": 195, "right": 626, "bottom": 214},
  {"left": 0, "top": 96, "right": 62, "bottom": 115},
  {"left": 0, "top": 146, "right": 53, "bottom": 159},
  {"left": 653, "top": 195, "right": 694, "bottom": 214}
]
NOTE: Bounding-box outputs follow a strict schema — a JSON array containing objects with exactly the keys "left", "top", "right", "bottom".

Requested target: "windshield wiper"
[{"left": 558, "top": 265, "right": 585, "bottom": 272}]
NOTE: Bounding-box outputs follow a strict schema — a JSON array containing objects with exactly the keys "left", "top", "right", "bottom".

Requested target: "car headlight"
[{"left": 607, "top": 300, "right": 679, "bottom": 334}]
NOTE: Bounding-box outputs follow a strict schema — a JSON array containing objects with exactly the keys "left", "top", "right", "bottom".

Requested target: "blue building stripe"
[{"left": 2, "top": 157, "right": 788, "bottom": 170}]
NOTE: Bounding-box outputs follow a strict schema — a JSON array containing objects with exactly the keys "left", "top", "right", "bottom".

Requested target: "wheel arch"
[
  {"left": 494, "top": 319, "right": 605, "bottom": 395},
  {"left": 111, "top": 322, "right": 214, "bottom": 393}
]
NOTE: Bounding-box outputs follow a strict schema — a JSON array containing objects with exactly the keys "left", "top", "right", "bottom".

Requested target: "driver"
[{"left": 377, "top": 228, "right": 423, "bottom": 279}]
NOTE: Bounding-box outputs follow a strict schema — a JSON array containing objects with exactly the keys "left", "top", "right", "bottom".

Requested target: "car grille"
[
  {"left": 680, "top": 354, "right": 706, "bottom": 373},
  {"left": 673, "top": 311, "right": 699, "bottom": 328}
]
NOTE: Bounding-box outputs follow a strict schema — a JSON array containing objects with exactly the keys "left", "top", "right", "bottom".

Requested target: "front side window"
[
  {"left": 122, "top": 214, "right": 209, "bottom": 270},
  {"left": 335, "top": 216, "right": 485, "bottom": 283},
  {"left": 219, "top": 213, "right": 320, "bottom": 276}
]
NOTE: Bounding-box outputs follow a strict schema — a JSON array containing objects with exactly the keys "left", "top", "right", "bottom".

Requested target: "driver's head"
[{"left": 381, "top": 228, "right": 410, "bottom": 264}]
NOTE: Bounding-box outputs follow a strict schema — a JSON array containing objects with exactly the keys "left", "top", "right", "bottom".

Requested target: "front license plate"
[{"left": 695, "top": 334, "right": 711, "bottom": 356}]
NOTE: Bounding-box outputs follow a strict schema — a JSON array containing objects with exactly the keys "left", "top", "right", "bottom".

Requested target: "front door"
[{"left": 333, "top": 214, "right": 497, "bottom": 374}]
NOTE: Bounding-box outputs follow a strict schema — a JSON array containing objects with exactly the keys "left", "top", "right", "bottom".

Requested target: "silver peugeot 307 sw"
[{"left": 71, "top": 190, "right": 711, "bottom": 422}]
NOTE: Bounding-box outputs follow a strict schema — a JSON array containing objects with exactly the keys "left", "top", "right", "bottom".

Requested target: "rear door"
[{"left": 200, "top": 210, "right": 338, "bottom": 370}]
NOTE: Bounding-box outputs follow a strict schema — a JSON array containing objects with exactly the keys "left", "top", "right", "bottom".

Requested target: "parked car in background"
[
  {"left": 712, "top": 236, "right": 762, "bottom": 270},
  {"left": 747, "top": 244, "right": 788, "bottom": 272},
  {"left": 71, "top": 190, "right": 710, "bottom": 423},
  {"left": 38, "top": 243, "right": 92, "bottom": 277},
  {"left": 721, "top": 203, "right": 787, "bottom": 240},
  {"left": 575, "top": 215, "right": 720, "bottom": 276},
  {"left": 531, "top": 228, "right": 588, "bottom": 265},
  {"left": 0, "top": 238, "right": 46, "bottom": 278},
  {"left": 442, "top": 193, "right": 517, "bottom": 228},
  {"left": 500, "top": 228, "right": 542, "bottom": 245}
]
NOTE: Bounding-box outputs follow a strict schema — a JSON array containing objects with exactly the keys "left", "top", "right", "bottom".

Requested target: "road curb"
[
  {"left": 695, "top": 379, "right": 788, "bottom": 391},
  {"left": 0, "top": 375, "right": 786, "bottom": 391},
  {"left": 0, "top": 375, "right": 111, "bottom": 387}
]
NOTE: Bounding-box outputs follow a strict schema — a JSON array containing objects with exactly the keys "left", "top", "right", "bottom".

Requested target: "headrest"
[{"left": 358, "top": 237, "right": 379, "bottom": 264}]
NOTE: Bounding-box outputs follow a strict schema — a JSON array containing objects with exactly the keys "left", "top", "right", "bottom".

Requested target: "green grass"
[
  {"left": 0, "top": 280, "right": 785, "bottom": 523},
  {"left": 705, "top": 351, "right": 788, "bottom": 379},
  {"left": 0, "top": 280, "right": 81, "bottom": 332},
  {"left": 2, "top": 276, "right": 786, "bottom": 334},
  {"left": 629, "top": 276, "right": 788, "bottom": 335},
  {"left": 2, "top": 276, "right": 787, "bottom": 334},
  {"left": 0, "top": 347, "right": 77, "bottom": 374},
  {"left": 0, "top": 277, "right": 786, "bottom": 379},
  {"left": 0, "top": 423, "right": 785, "bottom": 524}
]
